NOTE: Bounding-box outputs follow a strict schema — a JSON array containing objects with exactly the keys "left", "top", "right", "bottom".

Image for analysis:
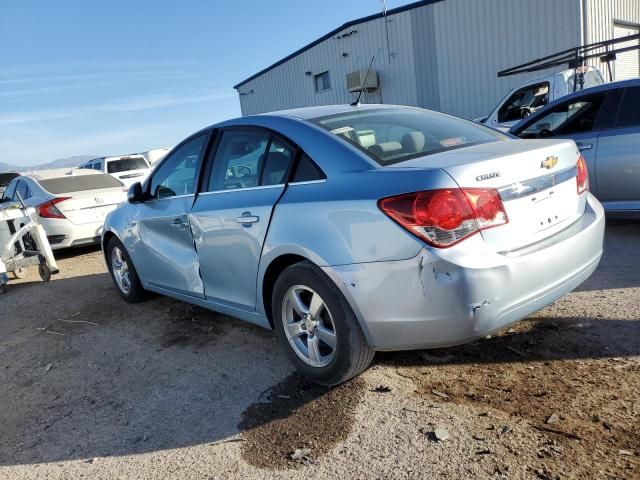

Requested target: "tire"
[
  {"left": 106, "top": 237, "right": 148, "bottom": 303},
  {"left": 272, "top": 261, "right": 374, "bottom": 386}
]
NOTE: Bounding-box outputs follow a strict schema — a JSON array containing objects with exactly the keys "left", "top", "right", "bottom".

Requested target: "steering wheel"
[
  {"left": 519, "top": 106, "right": 533, "bottom": 119},
  {"left": 538, "top": 128, "right": 554, "bottom": 138},
  {"left": 235, "top": 165, "right": 252, "bottom": 177}
]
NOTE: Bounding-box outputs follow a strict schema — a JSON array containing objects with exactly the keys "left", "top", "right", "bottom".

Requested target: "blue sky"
[{"left": 0, "top": 0, "right": 406, "bottom": 166}]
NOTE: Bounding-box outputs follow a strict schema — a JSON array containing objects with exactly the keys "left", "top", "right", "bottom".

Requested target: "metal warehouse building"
[{"left": 234, "top": 0, "right": 640, "bottom": 119}]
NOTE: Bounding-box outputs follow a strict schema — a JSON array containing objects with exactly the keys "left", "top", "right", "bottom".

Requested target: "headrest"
[
  {"left": 368, "top": 141, "right": 403, "bottom": 158},
  {"left": 401, "top": 131, "right": 426, "bottom": 153}
]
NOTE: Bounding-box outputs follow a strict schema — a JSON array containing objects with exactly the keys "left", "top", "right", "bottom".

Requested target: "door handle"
[
  {"left": 171, "top": 218, "right": 189, "bottom": 230},
  {"left": 576, "top": 142, "right": 592, "bottom": 151},
  {"left": 236, "top": 214, "right": 259, "bottom": 224}
]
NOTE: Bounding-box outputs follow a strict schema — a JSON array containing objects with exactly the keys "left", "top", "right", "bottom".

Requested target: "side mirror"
[{"left": 127, "top": 182, "right": 144, "bottom": 204}]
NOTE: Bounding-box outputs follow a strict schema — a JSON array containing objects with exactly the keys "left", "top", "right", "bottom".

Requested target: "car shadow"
[{"left": 1, "top": 272, "right": 367, "bottom": 468}]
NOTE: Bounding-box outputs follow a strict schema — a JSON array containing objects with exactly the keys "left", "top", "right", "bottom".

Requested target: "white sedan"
[{"left": 1, "top": 169, "right": 126, "bottom": 250}]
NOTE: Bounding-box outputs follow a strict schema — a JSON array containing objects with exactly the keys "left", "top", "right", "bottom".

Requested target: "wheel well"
[
  {"left": 101, "top": 231, "right": 116, "bottom": 263},
  {"left": 262, "top": 254, "right": 308, "bottom": 328}
]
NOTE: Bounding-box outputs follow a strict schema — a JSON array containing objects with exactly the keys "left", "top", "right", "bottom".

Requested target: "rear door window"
[
  {"left": 616, "top": 86, "right": 640, "bottom": 128},
  {"left": 516, "top": 94, "right": 606, "bottom": 138},
  {"left": 2, "top": 180, "right": 17, "bottom": 201}
]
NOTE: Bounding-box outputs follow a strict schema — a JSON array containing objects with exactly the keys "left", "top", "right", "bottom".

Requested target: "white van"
[
  {"left": 480, "top": 66, "right": 605, "bottom": 131},
  {"left": 80, "top": 154, "right": 152, "bottom": 189}
]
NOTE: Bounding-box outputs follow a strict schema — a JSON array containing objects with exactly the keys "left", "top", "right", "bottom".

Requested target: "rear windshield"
[
  {"left": 312, "top": 108, "right": 507, "bottom": 165},
  {"left": 0, "top": 172, "right": 19, "bottom": 186},
  {"left": 39, "top": 174, "right": 123, "bottom": 194},
  {"left": 107, "top": 157, "right": 148, "bottom": 173}
]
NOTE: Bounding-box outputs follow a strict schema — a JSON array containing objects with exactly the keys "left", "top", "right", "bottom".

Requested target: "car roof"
[
  {"left": 24, "top": 168, "right": 104, "bottom": 181},
  {"left": 255, "top": 103, "right": 413, "bottom": 121}
]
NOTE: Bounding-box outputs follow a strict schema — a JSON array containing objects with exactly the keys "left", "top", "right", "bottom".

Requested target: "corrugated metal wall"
[
  {"left": 237, "top": 0, "right": 640, "bottom": 119},
  {"left": 583, "top": 0, "right": 640, "bottom": 81},
  {"left": 238, "top": 11, "right": 418, "bottom": 116},
  {"left": 417, "top": 0, "right": 582, "bottom": 119}
]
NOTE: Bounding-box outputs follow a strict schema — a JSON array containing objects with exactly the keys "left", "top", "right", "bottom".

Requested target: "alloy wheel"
[
  {"left": 111, "top": 246, "right": 131, "bottom": 295},
  {"left": 281, "top": 285, "right": 337, "bottom": 367}
]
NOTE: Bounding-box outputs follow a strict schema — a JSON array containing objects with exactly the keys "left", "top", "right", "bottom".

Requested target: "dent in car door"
[
  {"left": 189, "top": 129, "right": 294, "bottom": 311},
  {"left": 132, "top": 133, "right": 208, "bottom": 297}
]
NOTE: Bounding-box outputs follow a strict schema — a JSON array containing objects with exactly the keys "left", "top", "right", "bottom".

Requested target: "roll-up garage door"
[{"left": 614, "top": 23, "right": 640, "bottom": 81}]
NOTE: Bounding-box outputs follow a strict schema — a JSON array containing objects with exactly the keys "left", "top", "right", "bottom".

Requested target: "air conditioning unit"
[{"left": 346, "top": 69, "right": 379, "bottom": 92}]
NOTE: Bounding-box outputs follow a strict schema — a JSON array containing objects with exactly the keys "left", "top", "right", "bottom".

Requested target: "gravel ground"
[{"left": 0, "top": 221, "right": 638, "bottom": 480}]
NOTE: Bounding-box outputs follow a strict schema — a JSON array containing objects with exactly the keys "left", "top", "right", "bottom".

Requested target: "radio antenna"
[{"left": 351, "top": 55, "right": 375, "bottom": 107}]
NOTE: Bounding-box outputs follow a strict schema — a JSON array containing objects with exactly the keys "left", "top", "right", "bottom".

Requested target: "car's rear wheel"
[
  {"left": 106, "top": 237, "right": 148, "bottom": 303},
  {"left": 272, "top": 261, "right": 374, "bottom": 385}
]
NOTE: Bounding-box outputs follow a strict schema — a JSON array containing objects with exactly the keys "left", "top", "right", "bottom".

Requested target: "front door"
[
  {"left": 133, "top": 133, "right": 208, "bottom": 297},
  {"left": 190, "top": 128, "right": 295, "bottom": 310}
]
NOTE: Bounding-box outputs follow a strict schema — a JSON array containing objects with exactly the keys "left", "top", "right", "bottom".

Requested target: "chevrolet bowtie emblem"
[{"left": 541, "top": 156, "right": 558, "bottom": 169}]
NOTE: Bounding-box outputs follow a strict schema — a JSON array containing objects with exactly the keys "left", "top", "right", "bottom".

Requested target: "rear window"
[
  {"left": 312, "top": 108, "right": 506, "bottom": 165},
  {"left": 39, "top": 174, "right": 123, "bottom": 194},
  {"left": 0, "top": 172, "right": 19, "bottom": 186},
  {"left": 107, "top": 157, "right": 148, "bottom": 173}
]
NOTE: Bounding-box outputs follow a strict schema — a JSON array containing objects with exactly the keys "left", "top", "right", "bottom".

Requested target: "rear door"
[
  {"left": 595, "top": 85, "right": 640, "bottom": 208},
  {"left": 133, "top": 133, "right": 209, "bottom": 297},
  {"left": 190, "top": 127, "right": 295, "bottom": 310}
]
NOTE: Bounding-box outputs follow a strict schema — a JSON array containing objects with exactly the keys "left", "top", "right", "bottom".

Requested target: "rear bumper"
[
  {"left": 41, "top": 219, "right": 104, "bottom": 250},
  {"left": 323, "top": 194, "right": 605, "bottom": 351}
]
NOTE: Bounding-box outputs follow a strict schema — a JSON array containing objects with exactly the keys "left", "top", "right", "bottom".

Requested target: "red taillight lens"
[
  {"left": 37, "top": 197, "right": 70, "bottom": 219},
  {"left": 576, "top": 154, "right": 588, "bottom": 194},
  {"left": 379, "top": 188, "right": 508, "bottom": 248}
]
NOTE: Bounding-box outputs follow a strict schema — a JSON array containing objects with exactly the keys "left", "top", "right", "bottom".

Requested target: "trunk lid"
[
  {"left": 56, "top": 188, "right": 125, "bottom": 225},
  {"left": 390, "top": 139, "right": 585, "bottom": 252}
]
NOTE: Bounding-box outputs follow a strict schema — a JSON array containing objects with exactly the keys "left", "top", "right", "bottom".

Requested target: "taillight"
[
  {"left": 576, "top": 154, "right": 588, "bottom": 194},
  {"left": 378, "top": 188, "right": 508, "bottom": 248},
  {"left": 37, "top": 197, "right": 70, "bottom": 219}
]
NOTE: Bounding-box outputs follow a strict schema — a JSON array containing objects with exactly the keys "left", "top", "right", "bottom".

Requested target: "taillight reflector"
[
  {"left": 37, "top": 197, "right": 70, "bottom": 219},
  {"left": 379, "top": 188, "right": 508, "bottom": 248},
  {"left": 576, "top": 154, "right": 589, "bottom": 194}
]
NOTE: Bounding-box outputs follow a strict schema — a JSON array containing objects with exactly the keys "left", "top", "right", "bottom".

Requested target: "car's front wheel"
[
  {"left": 272, "top": 261, "right": 374, "bottom": 385},
  {"left": 106, "top": 237, "right": 148, "bottom": 303}
]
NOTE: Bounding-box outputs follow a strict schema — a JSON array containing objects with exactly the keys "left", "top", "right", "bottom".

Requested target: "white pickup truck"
[{"left": 478, "top": 66, "right": 605, "bottom": 131}]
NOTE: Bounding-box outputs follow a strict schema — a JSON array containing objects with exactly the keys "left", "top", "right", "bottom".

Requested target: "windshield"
[
  {"left": 107, "top": 157, "right": 148, "bottom": 173},
  {"left": 39, "top": 174, "right": 123, "bottom": 194},
  {"left": 312, "top": 108, "right": 506, "bottom": 165}
]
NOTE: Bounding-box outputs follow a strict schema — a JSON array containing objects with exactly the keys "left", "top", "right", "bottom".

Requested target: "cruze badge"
[
  {"left": 542, "top": 156, "right": 559, "bottom": 170},
  {"left": 94, "top": 197, "right": 105, "bottom": 205},
  {"left": 476, "top": 171, "right": 501, "bottom": 182}
]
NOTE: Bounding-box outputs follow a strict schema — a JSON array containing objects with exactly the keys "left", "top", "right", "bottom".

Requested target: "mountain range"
[{"left": 0, "top": 155, "right": 98, "bottom": 173}]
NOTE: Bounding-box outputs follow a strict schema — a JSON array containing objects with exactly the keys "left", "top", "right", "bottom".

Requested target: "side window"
[
  {"left": 2, "top": 181, "right": 17, "bottom": 201},
  {"left": 616, "top": 86, "right": 640, "bottom": 128},
  {"left": 517, "top": 94, "right": 606, "bottom": 139},
  {"left": 498, "top": 82, "right": 550, "bottom": 123},
  {"left": 15, "top": 180, "right": 32, "bottom": 200},
  {"left": 314, "top": 71, "right": 331, "bottom": 92},
  {"left": 206, "top": 130, "right": 270, "bottom": 191},
  {"left": 150, "top": 134, "right": 207, "bottom": 199},
  {"left": 292, "top": 154, "right": 326, "bottom": 182},
  {"left": 261, "top": 138, "right": 295, "bottom": 186},
  {"left": 93, "top": 160, "right": 103, "bottom": 171}
]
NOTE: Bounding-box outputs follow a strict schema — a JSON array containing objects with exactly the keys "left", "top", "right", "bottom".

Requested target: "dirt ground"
[{"left": 0, "top": 222, "right": 638, "bottom": 480}]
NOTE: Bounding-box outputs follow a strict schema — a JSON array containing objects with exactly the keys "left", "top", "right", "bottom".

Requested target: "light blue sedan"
[{"left": 103, "top": 105, "right": 605, "bottom": 385}]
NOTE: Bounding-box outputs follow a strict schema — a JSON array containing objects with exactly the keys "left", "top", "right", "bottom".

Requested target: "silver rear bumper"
[{"left": 323, "top": 194, "right": 605, "bottom": 351}]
